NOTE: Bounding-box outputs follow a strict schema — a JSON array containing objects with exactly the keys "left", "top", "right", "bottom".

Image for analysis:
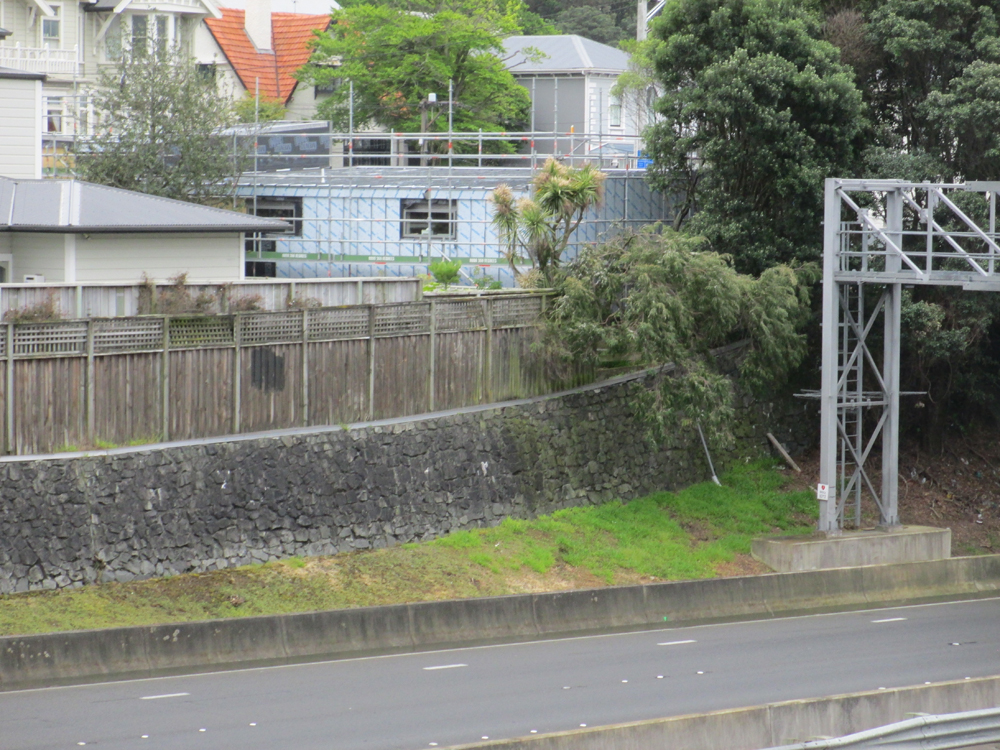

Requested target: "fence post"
[
  {"left": 85, "top": 318, "right": 95, "bottom": 440},
  {"left": 357, "top": 278, "right": 364, "bottom": 304},
  {"left": 161, "top": 316, "right": 170, "bottom": 441},
  {"left": 367, "top": 304, "right": 376, "bottom": 420},
  {"left": 428, "top": 299, "right": 436, "bottom": 412},
  {"left": 5, "top": 323, "right": 13, "bottom": 454},
  {"left": 301, "top": 308, "right": 310, "bottom": 426},
  {"left": 483, "top": 298, "right": 493, "bottom": 403},
  {"left": 232, "top": 314, "right": 241, "bottom": 434}
]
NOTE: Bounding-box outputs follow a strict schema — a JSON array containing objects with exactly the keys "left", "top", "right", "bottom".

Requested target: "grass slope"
[{"left": 0, "top": 462, "right": 815, "bottom": 637}]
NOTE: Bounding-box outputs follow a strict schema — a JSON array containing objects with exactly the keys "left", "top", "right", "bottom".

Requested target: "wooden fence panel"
[
  {"left": 307, "top": 339, "right": 369, "bottom": 426},
  {"left": 491, "top": 327, "right": 547, "bottom": 402},
  {"left": 168, "top": 348, "right": 233, "bottom": 441},
  {"left": 14, "top": 357, "right": 86, "bottom": 454},
  {"left": 373, "top": 335, "right": 431, "bottom": 419},
  {"left": 93, "top": 353, "right": 163, "bottom": 445},
  {"left": 240, "top": 345, "right": 304, "bottom": 433},
  {"left": 433, "top": 331, "right": 485, "bottom": 411}
]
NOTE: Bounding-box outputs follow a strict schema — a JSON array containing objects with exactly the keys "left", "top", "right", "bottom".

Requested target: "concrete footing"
[{"left": 751, "top": 526, "right": 951, "bottom": 572}]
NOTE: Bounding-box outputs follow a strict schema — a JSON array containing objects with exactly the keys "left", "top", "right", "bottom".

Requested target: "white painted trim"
[
  {"left": 63, "top": 233, "right": 76, "bottom": 282},
  {"left": 27, "top": 0, "right": 55, "bottom": 20},
  {"left": 33, "top": 80, "right": 43, "bottom": 179}
]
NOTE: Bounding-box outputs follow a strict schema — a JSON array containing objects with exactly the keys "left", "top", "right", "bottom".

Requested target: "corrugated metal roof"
[
  {"left": 238, "top": 166, "right": 534, "bottom": 191},
  {"left": 503, "top": 35, "right": 629, "bottom": 75},
  {"left": 0, "top": 177, "right": 290, "bottom": 233}
]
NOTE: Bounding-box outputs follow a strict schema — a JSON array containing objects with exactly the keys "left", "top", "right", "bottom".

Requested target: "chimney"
[{"left": 245, "top": 0, "right": 272, "bottom": 52}]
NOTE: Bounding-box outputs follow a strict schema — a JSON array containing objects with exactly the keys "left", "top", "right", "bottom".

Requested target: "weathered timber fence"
[
  {"left": 0, "top": 277, "right": 422, "bottom": 319},
  {"left": 2, "top": 294, "right": 549, "bottom": 455}
]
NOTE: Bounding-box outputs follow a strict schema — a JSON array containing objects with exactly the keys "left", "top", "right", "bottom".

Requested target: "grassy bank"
[{"left": 0, "top": 462, "right": 815, "bottom": 637}]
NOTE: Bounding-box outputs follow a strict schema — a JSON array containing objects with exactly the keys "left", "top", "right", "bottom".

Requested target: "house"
[
  {"left": 237, "top": 165, "right": 671, "bottom": 283},
  {"left": 196, "top": 0, "right": 335, "bottom": 120},
  {"left": 503, "top": 35, "right": 641, "bottom": 162},
  {"left": 0, "top": 66, "right": 45, "bottom": 179},
  {"left": 0, "top": 175, "right": 288, "bottom": 283},
  {"left": 0, "top": 0, "right": 335, "bottom": 163}
]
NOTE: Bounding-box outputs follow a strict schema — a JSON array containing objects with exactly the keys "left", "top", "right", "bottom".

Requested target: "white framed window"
[
  {"left": 251, "top": 197, "right": 303, "bottom": 236},
  {"left": 105, "top": 13, "right": 177, "bottom": 60},
  {"left": 401, "top": 199, "right": 457, "bottom": 240},
  {"left": 609, "top": 98, "right": 622, "bottom": 128},
  {"left": 42, "top": 5, "right": 61, "bottom": 46},
  {"left": 44, "top": 96, "right": 64, "bottom": 133}
]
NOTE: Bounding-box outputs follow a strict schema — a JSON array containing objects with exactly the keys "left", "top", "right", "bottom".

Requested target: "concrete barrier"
[
  {"left": 437, "top": 676, "right": 1000, "bottom": 750},
  {"left": 1, "top": 554, "right": 999, "bottom": 691}
]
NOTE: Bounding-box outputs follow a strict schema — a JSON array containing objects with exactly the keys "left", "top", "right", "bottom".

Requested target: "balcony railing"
[{"left": 0, "top": 44, "right": 80, "bottom": 76}]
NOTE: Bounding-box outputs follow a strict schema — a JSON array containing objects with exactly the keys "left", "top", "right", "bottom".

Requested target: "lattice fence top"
[
  {"left": 240, "top": 312, "right": 304, "bottom": 346},
  {"left": 436, "top": 300, "right": 486, "bottom": 332},
  {"left": 169, "top": 317, "right": 235, "bottom": 349},
  {"left": 14, "top": 321, "right": 88, "bottom": 356},
  {"left": 375, "top": 303, "right": 431, "bottom": 337},
  {"left": 95, "top": 318, "right": 164, "bottom": 354},
  {"left": 308, "top": 307, "right": 370, "bottom": 342},
  {"left": 0, "top": 295, "right": 545, "bottom": 357}
]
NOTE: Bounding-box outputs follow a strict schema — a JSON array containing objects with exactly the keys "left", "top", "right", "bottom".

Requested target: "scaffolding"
[{"left": 815, "top": 178, "right": 1000, "bottom": 533}]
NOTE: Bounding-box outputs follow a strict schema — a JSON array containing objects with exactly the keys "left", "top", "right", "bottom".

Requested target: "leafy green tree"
[
  {"left": 546, "top": 228, "right": 812, "bottom": 443},
  {"left": 554, "top": 6, "right": 628, "bottom": 44},
  {"left": 429, "top": 258, "right": 463, "bottom": 288},
  {"left": 300, "top": 0, "right": 530, "bottom": 134},
  {"left": 234, "top": 92, "right": 287, "bottom": 123},
  {"left": 78, "top": 50, "right": 241, "bottom": 204},
  {"left": 490, "top": 158, "right": 606, "bottom": 283},
  {"left": 644, "top": 0, "right": 865, "bottom": 275}
]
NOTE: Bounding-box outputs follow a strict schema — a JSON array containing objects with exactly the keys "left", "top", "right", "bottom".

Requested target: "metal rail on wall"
[{"left": 810, "top": 178, "right": 1000, "bottom": 534}]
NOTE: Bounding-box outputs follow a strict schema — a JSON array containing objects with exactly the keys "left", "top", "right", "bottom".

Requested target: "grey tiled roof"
[
  {"left": 503, "top": 35, "right": 629, "bottom": 75},
  {"left": 0, "top": 176, "right": 290, "bottom": 233},
  {"left": 238, "top": 166, "right": 535, "bottom": 191}
]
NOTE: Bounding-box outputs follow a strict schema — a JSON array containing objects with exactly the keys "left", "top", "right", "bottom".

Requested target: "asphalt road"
[{"left": 2, "top": 598, "right": 999, "bottom": 750}]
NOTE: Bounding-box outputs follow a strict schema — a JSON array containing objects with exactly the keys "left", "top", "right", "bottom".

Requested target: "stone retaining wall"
[{"left": 0, "top": 367, "right": 816, "bottom": 593}]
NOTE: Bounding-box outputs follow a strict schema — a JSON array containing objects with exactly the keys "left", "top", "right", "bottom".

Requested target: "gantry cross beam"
[{"left": 817, "top": 179, "right": 1000, "bottom": 533}]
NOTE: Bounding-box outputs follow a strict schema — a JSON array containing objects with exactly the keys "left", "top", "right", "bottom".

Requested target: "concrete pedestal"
[{"left": 751, "top": 526, "right": 951, "bottom": 573}]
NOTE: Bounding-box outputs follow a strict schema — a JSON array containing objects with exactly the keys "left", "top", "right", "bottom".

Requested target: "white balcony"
[{"left": 0, "top": 44, "right": 80, "bottom": 76}]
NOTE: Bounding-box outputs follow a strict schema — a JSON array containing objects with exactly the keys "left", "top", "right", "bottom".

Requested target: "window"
[
  {"left": 196, "top": 63, "right": 217, "bottom": 81},
  {"left": 105, "top": 14, "right": 176, "bottom": 60},
  {"left": 401, "top": 199, "right": 457, "bottom": 240},
  {"left": 45, "top": 97, "right": 63, "bottom": 133},
  {"left": 42, "top": 5, "right": 60, "bottom": 46},
  {"left": 609, "top": 98, "right": 622, "bottom": 128},
  {"left": 251, "top": 197, "right": 303, "bottom": 236}
]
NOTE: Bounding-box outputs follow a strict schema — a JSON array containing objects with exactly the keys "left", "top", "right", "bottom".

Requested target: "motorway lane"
[{"left": 2, "top": 598, "right": 999, "bottom": 750}]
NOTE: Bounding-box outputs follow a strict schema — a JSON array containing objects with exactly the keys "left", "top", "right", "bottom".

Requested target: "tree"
[
  {"left": 490, "top": 158, "right": 606, "bottom": 284},
  {"left": 77, "top": 50, "right": 242, "bottom": 204},
  {"left": 554, "top": 6, "right": 628, "bottom": 45},
  {"left": 234, "top": 92, "right": 287, "bottom": 123},
  {"left": 545, "top": 228, "right": 812, "bottom": 443},
  {"left": 644, "top": 0, "right": 865, "bottom": 275},
  {"left": 300, "top": 0, "right": 530, "bottom": 134}
]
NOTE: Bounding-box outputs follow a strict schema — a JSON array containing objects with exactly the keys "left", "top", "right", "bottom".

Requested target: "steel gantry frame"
[{"left": 817, "top": 178, "right": 1000, "bottom": 534}]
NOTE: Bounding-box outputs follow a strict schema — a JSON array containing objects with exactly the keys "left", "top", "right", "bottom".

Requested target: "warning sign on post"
[{"left": 816, "top": 483, "right": 830, "bottom": 501}]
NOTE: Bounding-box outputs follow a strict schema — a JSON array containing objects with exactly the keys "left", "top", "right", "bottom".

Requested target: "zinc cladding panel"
[
  {"left": 10, "top": 182, "right": 62, "bottom": 226},
  {"left": 0, "top": 79, "right": 39, "bottom": 180}
]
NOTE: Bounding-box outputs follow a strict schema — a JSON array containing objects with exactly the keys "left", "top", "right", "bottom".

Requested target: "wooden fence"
[
  {"left": 2, "top": 294, "right": 551, "bottom": 455},
  {"left": 0, "top": 277, "right": 422, "bottom": 319}
]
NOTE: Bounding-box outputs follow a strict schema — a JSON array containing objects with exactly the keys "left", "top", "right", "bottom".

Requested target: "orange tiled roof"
[{"left": 206, "top": 8, "right": 330, "bottom": 104}]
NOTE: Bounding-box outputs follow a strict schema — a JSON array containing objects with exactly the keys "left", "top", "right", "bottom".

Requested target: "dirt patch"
[
  {"left": 714, "top": 554, "right": 773, "bottom": 577},
  {"left": 782, "top": 431, "right": 1000, "bottom": 555}
]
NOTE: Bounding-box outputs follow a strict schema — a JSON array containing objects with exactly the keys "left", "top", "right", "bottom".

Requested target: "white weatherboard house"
[
  {"left": 0, "top": 176, "right": 288, "bottom": 283},
  {"left": 503, "top": 35, "right": 642, "bottom": 160}
]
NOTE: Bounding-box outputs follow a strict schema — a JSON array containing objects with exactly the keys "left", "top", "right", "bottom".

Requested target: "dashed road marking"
[
  {"left": 658, "top": 639, "right": 696, "bottom": 646},
  {"left": 139, "top": 692, "right": 190, "bottom": 700},
  {"left": 423, "top": 664, "right": 468, "bottom": 671},
  {"left": 871, "top": 617, "right": 907, "bottom": 623}
]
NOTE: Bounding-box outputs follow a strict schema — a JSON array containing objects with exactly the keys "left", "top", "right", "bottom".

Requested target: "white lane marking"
[
  {"left": 423, "top": 663, "right": 468, "bottom": 671},
  {"left": 872, "top": 617, "right": 907, "bottom": 623},
  {"left": 658, "top": 639, "right": 696, "bottom": 646},
  {"left": 9, "top": 597, "right": 997, "bottom": 696},
  {"left": 139, "top": 692, "right": 190, "bottom": 700}
]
